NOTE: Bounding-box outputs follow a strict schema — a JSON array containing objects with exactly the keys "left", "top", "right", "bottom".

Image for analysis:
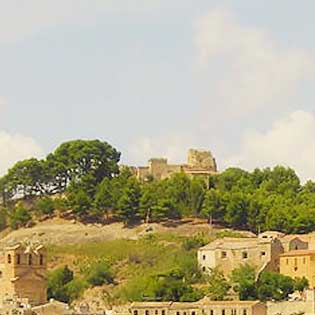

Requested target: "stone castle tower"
[
  {"left": 0, "top": 243, "right": 47, "bottom": 306},
  {"left": 135, "top": 149, "right": 218, "bottom": 182}
]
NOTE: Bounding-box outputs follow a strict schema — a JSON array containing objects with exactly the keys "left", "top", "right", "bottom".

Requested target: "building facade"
[
  {"left": 280, "top": 250, "right": 315, "bottom": 288},
  {"left": 130, "top": 299, "right": 267, "bottom": 315},
  {"left": 0, "top": 243, "right": 47, "bottom": 306},
  {"left": 198, "top": 237, "right": 283, "bottom": 277}
]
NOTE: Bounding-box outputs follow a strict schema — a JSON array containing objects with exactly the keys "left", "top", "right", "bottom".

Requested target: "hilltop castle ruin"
[{"left": 133, "top": 149, "right": 218, "bottom": 182}]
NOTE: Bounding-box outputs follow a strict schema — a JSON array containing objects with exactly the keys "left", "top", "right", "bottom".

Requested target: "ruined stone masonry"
[{"left": 132, "top": 149, "right": 218, "bottom": 182}]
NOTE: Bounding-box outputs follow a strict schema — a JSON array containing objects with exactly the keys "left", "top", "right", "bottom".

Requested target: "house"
[
  {"left": 129, "top": 299, "right": 267, "bottom": 315},
  {"left": 280, "top": 250, "right": 315, "bottom": 288},
  {"left": 197, "top": 237, "right": 283, "bottom": 276}
]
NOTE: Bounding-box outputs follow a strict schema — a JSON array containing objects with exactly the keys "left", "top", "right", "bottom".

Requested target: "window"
[
  {"left": 294, "top": 258, "right": 298, "bottom": 266},
  {"left": 222, "top": 310, "right": 225, "bottom": 315},
  {"left": 202, "top": 267, "right": 206, "bottom": 272},
  {"left": 221, "top": 251, "right": 227, "bottom": 259},
  {"left": 303, "top": 258, "right": 306, "bottom": 264},
  {"left": 28, "top": 254, "right": 32, "bottom": 266},
  {"left": 242, "top": 252, "right": 248, "bottom": 259},
  {"left": 17, "top": 254, "right": 21, "bottom": 265},
  {"left": 210, "top": 311, "right": 214, "bottom": 315},
  {"left": 177, "top": 312, "right": 180, "bottom": 315},
  {"left": 203, "top": 255, "right": 206, "bottom": 260},
  {"left": 40, "top": 254, "right": 44, "bottom": 266},
  {"left": 261, "top": 252, "right": 266, "bottom": 257},
  {"left": 7, "top": 254, "right": 11, "bottom": 264},
  {"left": 192, "top": 312, "right": 196, "bottom": 315},
  {"left": 155, "top": 310, "right": 158, "bottom": 315},
  {"left": 232, "top": 310, "right": 237, "bottom": 315},
  {"left": 162, "top": 311, "right": 165, "bottom": 315},
  {"left": 286, "top": 258, "right": 289, "bottom": 265},
  {"left": 146, "top": 310, "right": 149, "bottom": 315},
  {"left": 243, "top": 309, "right": 247, "bottom": 315},
  {"left": 133, "top": 311, "right": 138, "bottom": 315}
]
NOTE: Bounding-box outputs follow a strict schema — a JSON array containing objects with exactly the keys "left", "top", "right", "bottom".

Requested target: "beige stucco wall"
[
  {"left": 267, "top": 301, "right": 313, "bottom": 315},
  {"left": 280, "top": 254, "right": 315, "bottom": 288},
  {"left": 198, "top": 239, "right": 282, "bottom": 277}
]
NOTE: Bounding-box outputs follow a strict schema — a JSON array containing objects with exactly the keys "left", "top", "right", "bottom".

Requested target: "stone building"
[
  {"left": 267, "top": 289, "right": 315, "bottom": 315},
  {"left": 130, "top": 298, "right": 267, "bottom": 315},
  {"left": 0, "top": 243, "right": 47, "bottom": 307},
  {"left": 198, "top": 237, "right": 283, "bottom": 277},
  {"left": 280, "top": 250, "right": 315, "bottom": 288},
  {"left": 134, "top": 149, "right": 218, "bottom": 182}
]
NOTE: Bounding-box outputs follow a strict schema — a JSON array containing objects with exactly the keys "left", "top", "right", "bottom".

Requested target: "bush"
[
  {"left": 85, "top": 261, "right": 114, "bottom": 286},
  {"left": 0, "top": 207, "right": 7, "bottom": 231},
  {"left": 65, "top": 278, "right": 88, "bottom": 301},
  {"left": 36, "top": 197, "right": 55, "bottom": 216},
  {"left": 47, "top": 265, "right": 74, "bottom": 303},
  {"left": 10, "top": 205, "right": 32, "bottom": 229},
  {"left": 182, "top": 234, "right": 208, "bottom": 251}
]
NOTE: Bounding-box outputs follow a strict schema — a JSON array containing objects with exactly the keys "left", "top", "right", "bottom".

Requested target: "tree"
[
  {"left": 35, "top": 196, "right": 55, "bottom": 216},
  {"left": 201, "top": 189, "right": 226, "bottom": 223},
  {"left": 207, "top": 267, "right": 231, "bottom": 300},
  {"left": 2, "top": 158, "right": 48, "bottom": 199},
  {"left": 294, "top": 277, "right": 309, "bottom": 293},
  {"left": 94, "top": 177, "right": 113, "bottom": 219},
  {"left": 85, "top": 261, "right": 113, "bottom": 286},
  {"left": 190, "top": 177, "right": 206, "bottom": 216},
  {"left": 230, "top": 264, "right": 257, "bottom": 300},
  {"left": 0, "top": 207, "right": 7, "bottom": 231},
  {"left": 166, "top": 173, "right": 192, "bottom": 216},
  {"left": 10, "top": 204, "right": 32, "bottom": 229},
  {"left": 47, "top": 265, "right": 74, "bottom": 303},
  {"left": 67, "top": 190, "right": 92, "bottom": 218},
  {"left": 116, "top": 177, "right": 141, "bottom": 224},
  {"left": 224, "top": 192, "right": 249, "bottom": 229},
  {"left": 257, "top": 272, "right": 295, "bottom": 302},
  {"left": 47, "top": 139, "right": 121, "bottom": 193}
]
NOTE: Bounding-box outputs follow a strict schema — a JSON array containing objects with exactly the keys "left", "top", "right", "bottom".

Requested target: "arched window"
[
  {"left": 7, "top": 254, "right": 11, "bottom": 264},
  {"left": 40, "top": 254, "right": 44, "bottom": 266},
  {"left": 28, "top": 254, "right": 32, "bottom": 266}
]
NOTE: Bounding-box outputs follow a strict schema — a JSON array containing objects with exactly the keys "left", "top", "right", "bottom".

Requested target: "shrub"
[
  {"left": 0, "top": 207, "right": 7, "bottom": 231},
  {"left": 85, "top": 261, "right": 114, "bottom": 286},
  {"left": 65, "top": 278, "right": 88, "bottom": 301},
  {"left": 36, "top": 197, "right": 55, "bottom": 216},
  {"left": 10, "top": 205, "right": 32, "bottom": 229},
  {"left": 47, "top": 265, "right": 74, "bottom": 303},
  {"left": 182, "top": 234, "right": 208, "bottom": 251}
]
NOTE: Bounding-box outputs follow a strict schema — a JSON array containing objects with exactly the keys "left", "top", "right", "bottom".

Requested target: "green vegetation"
[
  {"left": 48, "top": 234, "right": 205, "bottom": 304},
  {"left": 0, "top": 139, "right": 315, "bottom": 235},
  {"left": 206, "top": 264, "right": 309, "bottom": 302}
]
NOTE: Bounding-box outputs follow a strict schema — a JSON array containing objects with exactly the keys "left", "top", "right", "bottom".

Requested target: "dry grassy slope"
[{"left": 0, "top": 217, "right": 255, "bottom": 247}]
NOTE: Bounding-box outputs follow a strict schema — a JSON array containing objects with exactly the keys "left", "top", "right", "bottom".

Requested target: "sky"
[{"left": 1, "top": 1, "right": 315, "bottom": 182}]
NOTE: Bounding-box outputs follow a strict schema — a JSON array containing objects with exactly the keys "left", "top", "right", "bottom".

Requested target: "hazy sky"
[{"left": 1, "top": 1, "right": 315, "bottom": 181}]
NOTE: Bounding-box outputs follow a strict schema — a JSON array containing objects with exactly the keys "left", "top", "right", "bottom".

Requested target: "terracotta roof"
[{"left": 280, "top": 250, "right": 315, "bottom": 257}]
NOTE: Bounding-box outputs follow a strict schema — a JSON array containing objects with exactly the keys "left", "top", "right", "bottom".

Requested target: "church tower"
[{"left": 0, "top": 243, "right": 47, "bottom": 306}]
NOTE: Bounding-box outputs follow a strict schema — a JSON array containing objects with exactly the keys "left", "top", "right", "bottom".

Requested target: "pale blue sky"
[{"left": 1, "top": 1, "right": 315, "bottom": 180}]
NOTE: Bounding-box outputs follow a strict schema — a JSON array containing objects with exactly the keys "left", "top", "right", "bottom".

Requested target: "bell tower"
[{"left": 0, "top": 242, "right": 47, "bottom": 306}]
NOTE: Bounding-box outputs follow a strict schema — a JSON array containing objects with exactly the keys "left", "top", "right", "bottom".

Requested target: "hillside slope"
[{"left": 0, "top": 218, "right": 256, "bottom": 248}]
